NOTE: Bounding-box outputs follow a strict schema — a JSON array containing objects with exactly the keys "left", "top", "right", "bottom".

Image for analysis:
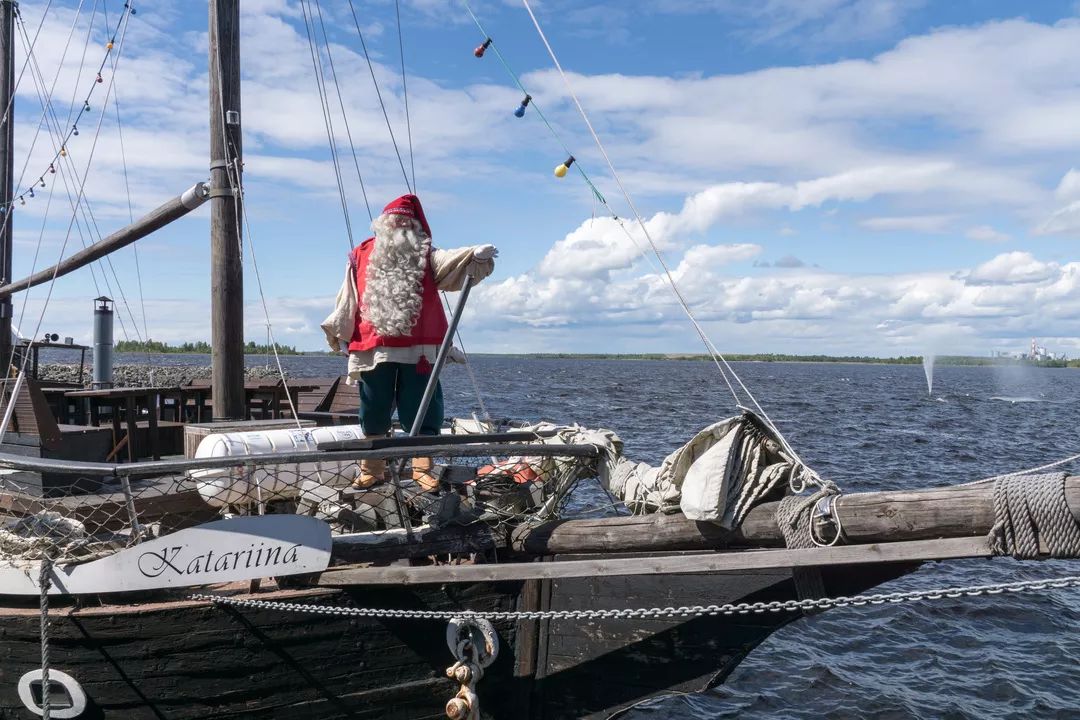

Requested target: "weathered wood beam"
[
  {"left": 0, "top": 183, "right": 209, "bottom": 298},
  {"left": 209, "top": 0, "right": 244, "bottom": 421},
  {"left": 0, "top": 0, "right": 15, "bottom": 371},
  {"left": 515, "top": 476, "right": 1080, "bottom": 554},
  {"left": 315, "top": 536, "right": 992, "bottom": 586}
]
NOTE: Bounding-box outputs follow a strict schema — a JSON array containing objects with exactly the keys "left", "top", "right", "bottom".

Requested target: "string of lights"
[
  {"left": 4, "top": 1, "right": 135, "bottom": 212},
  {"left": 460, "top": 0, "right": 605, "bottom": 203},
  {"left": 462, "top": 0, "right": 751, "bottom": 408}
]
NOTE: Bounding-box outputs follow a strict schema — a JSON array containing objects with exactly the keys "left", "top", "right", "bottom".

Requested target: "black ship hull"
[{"left": 0, "top": 559, "right": 912, "bottom": 719}]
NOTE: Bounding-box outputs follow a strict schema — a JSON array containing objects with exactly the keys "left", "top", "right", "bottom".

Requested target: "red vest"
[{"left": 347, "top": 238, "right": 449, "bottom": 352}]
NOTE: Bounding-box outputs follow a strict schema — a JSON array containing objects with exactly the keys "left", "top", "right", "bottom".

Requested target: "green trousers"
[{"left": 358, "top": 361, "right": 444, "bottom": 436}]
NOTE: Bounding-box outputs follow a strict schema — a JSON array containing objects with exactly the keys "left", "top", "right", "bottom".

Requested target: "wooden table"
[
  {"left": 183, "top": 381, "right": 317, "bottom": 421},
  {"left": 247, "top": 382, "right": 317, "bottom": 419},
  {"left": 64, "top": 387, "right": 181, "bottom": 461}
]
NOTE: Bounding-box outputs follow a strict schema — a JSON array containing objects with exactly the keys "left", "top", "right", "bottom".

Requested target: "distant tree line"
[
  {"left": 489, "top": 352, "right": 1079, "bottom": 367},
  {"left": 115, "top": 339, "right": 301, "bottom": 355}
]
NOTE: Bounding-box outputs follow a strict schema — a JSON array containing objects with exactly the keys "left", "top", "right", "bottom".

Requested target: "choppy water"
[{"left": 95, "top": 354, "right": 1080, "bottom": 718}]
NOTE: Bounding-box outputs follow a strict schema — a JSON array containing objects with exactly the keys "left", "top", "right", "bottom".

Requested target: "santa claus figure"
[{"left": 322, "top": 194, "right": 497, "bottom": 491}]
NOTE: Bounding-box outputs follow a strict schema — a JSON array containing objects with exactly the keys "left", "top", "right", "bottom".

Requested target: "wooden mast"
[
  {"left": 0, "top": 0, "right": 14, "bottom": 375},
  {"left": 209, "top": 0, "right": 244, "bottom": 420}
]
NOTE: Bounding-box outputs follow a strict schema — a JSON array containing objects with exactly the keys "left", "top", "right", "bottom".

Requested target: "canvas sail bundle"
[{"left": 607, "top": 413, "right": 793, "bottom": 527}]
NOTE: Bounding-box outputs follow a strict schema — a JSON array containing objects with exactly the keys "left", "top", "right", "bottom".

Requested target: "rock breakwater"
[{"left": 38, "top": 364, "right": 288, "bottom": 388}]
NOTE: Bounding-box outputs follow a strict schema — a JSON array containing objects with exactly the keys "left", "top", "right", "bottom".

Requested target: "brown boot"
[
  {"left": 412, "top": 457, "right": 439, "bottom": 492},
  {"left": 353, "top": 458, "right": 386, "bottom": 489}
]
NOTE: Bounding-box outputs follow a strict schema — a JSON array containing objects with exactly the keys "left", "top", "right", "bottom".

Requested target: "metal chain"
[{"left": 191, "top": 573, "right": 1080, "bottom": 622}]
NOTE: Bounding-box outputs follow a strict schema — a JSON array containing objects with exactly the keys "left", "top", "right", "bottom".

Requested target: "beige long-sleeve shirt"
[{"left": 320, "top": 245, "right": 495, "bottom": 383}]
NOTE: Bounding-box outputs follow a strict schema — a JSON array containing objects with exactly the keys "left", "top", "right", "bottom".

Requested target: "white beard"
[{"left": 361, "top": 218, "right": 431, "bottom": 337}]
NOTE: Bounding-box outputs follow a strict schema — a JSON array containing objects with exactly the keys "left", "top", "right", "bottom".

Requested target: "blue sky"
[{"left": 7, "top": 0, "right": 1080, "bottom": 357}]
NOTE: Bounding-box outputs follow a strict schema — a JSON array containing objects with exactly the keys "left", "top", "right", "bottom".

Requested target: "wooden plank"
[{"left": 315, "top": 536, "right": 991, "bottom": 586}]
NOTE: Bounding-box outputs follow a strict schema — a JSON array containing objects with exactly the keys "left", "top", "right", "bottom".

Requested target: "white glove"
[{"left": 473, "top": 244, "right": 498, "bottom": 261}]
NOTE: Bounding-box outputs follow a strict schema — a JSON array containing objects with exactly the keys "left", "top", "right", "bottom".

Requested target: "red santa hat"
[{"left": 380, "top": 194, "right": 431, "bottom": 237}]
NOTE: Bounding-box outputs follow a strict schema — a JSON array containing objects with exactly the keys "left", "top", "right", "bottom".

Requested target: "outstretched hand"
[{"left": 474, "top": 244, "right": 498, "bottom": 260}]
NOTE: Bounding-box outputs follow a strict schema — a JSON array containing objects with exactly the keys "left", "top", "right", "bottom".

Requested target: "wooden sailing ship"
[{"left": 0, "top": 3, "right": 1078, "bottom": 719}]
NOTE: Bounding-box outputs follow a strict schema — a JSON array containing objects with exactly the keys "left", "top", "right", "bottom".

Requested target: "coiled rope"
[{"left": 989, "top": 472, "right": 1080, "bottom": 559}]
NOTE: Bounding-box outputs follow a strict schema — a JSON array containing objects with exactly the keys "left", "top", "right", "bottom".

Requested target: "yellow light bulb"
[
  {"left": 60, "top": 147, "right": 67, "bottom": 157},
  {"left": 554, "top": 164, "right": 568, "bottom": 178},
  {"left": 106, "top": 41, "right": 113, "bottom": 50}
]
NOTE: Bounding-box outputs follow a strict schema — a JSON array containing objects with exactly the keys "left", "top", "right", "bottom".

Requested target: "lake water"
[{"left": 106, "top": 354, "right": 1080, "bottom": 718}]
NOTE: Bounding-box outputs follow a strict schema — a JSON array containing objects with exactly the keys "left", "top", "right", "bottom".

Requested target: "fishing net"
[{"left": 0, "top": 419, "right": 617, "bottom": 567}]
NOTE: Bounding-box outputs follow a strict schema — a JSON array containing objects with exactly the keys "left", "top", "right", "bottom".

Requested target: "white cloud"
[
  {"left": 965, "top": 225, "right": 1010, "bottom": 243},
  {"left": 861, "top": 215, "right": 954, "bottom": 232},
  {"left": 965, "top": 252, "right": 1059, "bottom": 286},
  {"left": 1056, "top": 169, "right": 1080, "bottom": 201},
  {"left": 1036, "top": 201, "right": 1080, "bottom": 237},
  {"left": 651, "top": 0, "right": 923, "bottom": 45},
  {"left": 773, "top": 254, "right": 807, "bottom": 268},
  {"left": 11, "top": 5, "right": 1080, "bottom": 356}
]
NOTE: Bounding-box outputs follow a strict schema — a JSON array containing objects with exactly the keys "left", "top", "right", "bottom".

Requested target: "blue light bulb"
[{"left": 514, "top": 94, "right": 531, "bottom": 118}]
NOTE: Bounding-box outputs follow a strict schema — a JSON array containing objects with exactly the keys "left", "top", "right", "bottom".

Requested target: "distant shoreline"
[
  {"left": 99, "top": 348, "right": 1077, "bottom": 368},
  {"left": 472, "top": 353, "right": 1078, "bottom": 367}
]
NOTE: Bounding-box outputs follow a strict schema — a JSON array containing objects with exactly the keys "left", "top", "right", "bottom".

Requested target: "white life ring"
[{"left": 17, "top": 669, "right": 87, "bottom": 718}]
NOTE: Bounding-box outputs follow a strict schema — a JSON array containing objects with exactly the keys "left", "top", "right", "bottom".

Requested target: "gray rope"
[
  {"left": 989, "top": 472, "right": 1080, "bottom": 559},
  {"left": 39, "top": 557, "right": 52, "bottom": 720},
  {"left": 776, "top": 487, "right": 841, "bottom": 549}
]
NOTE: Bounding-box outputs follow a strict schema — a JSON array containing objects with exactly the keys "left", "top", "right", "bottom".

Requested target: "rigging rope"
[
  {"left": 0, "top": 0, "right": 55, "bottom": 161},
  {"left": 6, "top": 0, "right": 127, "bottom": 211},
  {"left": 298, "top": 0, "right": 356, "bottom": 248},
  {"left": 455, "top": 6, "right": 791, "bottom": 478},
  {"left": 517, "top": 0, "right": 826, "bottom": 482},
  {"left": 345, "top": 0, "right": 412, "bottom": 194},
  {"left": 457, "top": 1, "right": 747, "bottom": 405},
  {"left": 13, "top": 0, "right": 148, "bottom": 350},
  {"left": 14, "top": 4, "right": 145, "bottom": 349},
  {"left": 310, "top": 0, "right": 372, "bottom": 224},
  {"left": 394, "top": 0, "right": 415, "bottom": 192},
  {"left": 6, "top": 0, "right": 136, "bottom": 387},
  {"left": 39, "top": 557, "right": 52, "bottom": 720},
  {"left": 441, "top": 291, "right": 491, "bottom": 423},
  {"left": 103, "top": 0, "right": 152, "bottom": 373}
]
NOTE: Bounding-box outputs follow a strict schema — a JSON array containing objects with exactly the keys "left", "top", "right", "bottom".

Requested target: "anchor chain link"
[{"left": 191, "top": 573, "right": 1080, "bottom": 623}]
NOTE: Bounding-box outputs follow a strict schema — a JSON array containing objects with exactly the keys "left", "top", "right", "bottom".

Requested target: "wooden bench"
[
  {"left": 296, "top": 376, "right": 360, "bottom": 426},
  {"left": 0, "top": 378, "right": 114, "bottom": 495}
]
